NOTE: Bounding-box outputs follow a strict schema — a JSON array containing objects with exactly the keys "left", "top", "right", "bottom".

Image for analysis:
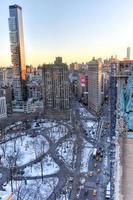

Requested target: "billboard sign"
[{"left": 80, "top": 75, "right": 86, "bottom": 87}]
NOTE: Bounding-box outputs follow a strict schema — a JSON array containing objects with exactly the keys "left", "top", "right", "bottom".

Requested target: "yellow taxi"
[
  {"left": 88, "top": 171, "right": 93, "bottom": 176},
  {"left": 92, "top": 189, "right": 97, "bottom": 196}
]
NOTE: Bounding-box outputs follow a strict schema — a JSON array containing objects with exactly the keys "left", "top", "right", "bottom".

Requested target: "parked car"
[
  {"left": 88, "top": 171, "right": 93, "bottom": 177},
  {"left": 92, "top": 189, "right": 97, "bottom": 196}
]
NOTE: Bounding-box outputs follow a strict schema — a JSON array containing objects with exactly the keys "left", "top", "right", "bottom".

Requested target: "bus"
[
  {"left": 105, "top": 182, "right": 110, "bottom": 199},
  {"left": 92, "top": 148, "right": 97, "bottom": 158}
]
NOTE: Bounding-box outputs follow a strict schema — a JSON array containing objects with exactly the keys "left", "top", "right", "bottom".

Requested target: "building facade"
[
  {"left": 0, "top": 94, "right": 7, "bottom": 120},
  {"left": 8, "top": 4, "right": 27, "bottom": 111},
  {"left": 6, "top": 67, "right": 13, "bottom": 86},
  {"left": 0, "top": 68, "right": 7, "bottom": 87},
  {"left": 42, "top": 57, "right": 70, "bottom": 115},
  {"left": 115, "top": 61, "right": 133, "bottom": 200},
  {"left": 0, "top": 88, "right": 12, "bottom": 114},
  {"left": 88, "top": 58, "right": 103, "bottom": 114}
]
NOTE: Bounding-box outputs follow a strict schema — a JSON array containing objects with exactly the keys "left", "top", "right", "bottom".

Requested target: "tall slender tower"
[
  {"left": 88, "top": 58, "right": 103, "bottom": 114},
  {"left": 8, "top": 4, "right": 27, "bottom": 110},
  {"left": 127, "top": 47, "right": 131, "bottom": 60}
]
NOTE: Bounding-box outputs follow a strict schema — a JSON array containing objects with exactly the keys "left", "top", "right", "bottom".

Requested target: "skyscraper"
[
  {"left": 88, "top": 58, "right": 103, "bottom": 114},
  {"left": 127, "top": 47, "right": 131, "bottom": 60},
  {"left": 8, "top": 4, "right": 27, "bottom": 110},
  {"left": 0, "top": 91, "right": 7, "bottom": 119},
  {"left": 42, "top": 57, "right": 70, "bottom": 118}
]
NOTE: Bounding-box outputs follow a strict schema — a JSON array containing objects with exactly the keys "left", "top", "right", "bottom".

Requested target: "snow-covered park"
[
  {"left": 4, "top": 178, "right": 59, "bottom": 200},
  {"left": 0, "top": 119, "right": 71, "bottom": 200},
  {"left": 0, "top": 105, "right": 97, "bottom": 200},
  {"left": 24, "top": 155, "right": 59, "bottom": 177},
  {"left": 48, "top": 124, "right": 68, "bottom": 143},
  {"left": 0, "top": 135, "right": 49, "bottom": 167}
]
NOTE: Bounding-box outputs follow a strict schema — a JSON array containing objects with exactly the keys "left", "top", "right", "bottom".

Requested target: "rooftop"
[{"left": 9, "top": 4, "right": 22, "bottom": 10}]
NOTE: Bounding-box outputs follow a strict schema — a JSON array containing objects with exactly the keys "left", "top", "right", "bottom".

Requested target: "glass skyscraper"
[{"left": 8, "top": 4, "right": 27, "bottom": 110}]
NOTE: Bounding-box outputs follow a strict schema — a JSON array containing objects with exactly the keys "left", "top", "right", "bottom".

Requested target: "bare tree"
[
  {"left": 40, "top": 160, "right": 44, "bottom": 181},
  {"left": 1, "top": 143, "right": 7, "bottom": 159},
  {"left": 6, "top": 148, "right": 23, "bottom": 193},
  {"left": 15, "top": 180, "right": 32, "bottom": 200}
]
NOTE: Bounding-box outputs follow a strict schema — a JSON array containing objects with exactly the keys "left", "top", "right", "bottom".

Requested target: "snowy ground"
[
  {"left": 2, "top": 125, "right": 26, "bottom": 142},
  {"left": 82, "top": 120, "right": 98, "bottom": 139},
  {"left": 57, "top": 135, "right": 76, "bottom": 168},
  {"left": 78, "top": 105, "right": 98, "bottom": 139},
  {"left": 79, "top": 106, "right": 94, "bottom": 119},
  {"left": 31, "top": 121, "right": 58, "bottom": 129},
  {"left": 4, "top": 178, "right": 58, "bottom": 200},
  {"left": 0, "top": 134, "right": 49, "bottom": 167},
  {"left": 24, "top": 155, "right": 59, "bottom": 176},
  {"left": 0, "top": 120, "right": 70, "bottom": 199},
  {"left": 80, "top": 139, "right": 93, "bottom": 173},
  {"left": 48, "top": 124, "right": 68, "bottom": 143},
  {"left": 57, "top": 194, "right": 69, "bottom": 200}
]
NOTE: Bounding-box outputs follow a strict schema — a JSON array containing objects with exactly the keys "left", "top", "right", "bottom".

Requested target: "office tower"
[
  {"left": 6, "top": 66, "right": 13, "bottom": 86},
  {"left": 42, "top": 57, "right": 70, "bottom": 115},
  {"left": 127, "top": 47, "right": 131, "bottom": 60},
  {"left": 0, "top": 91, "right": 7, "bottom": 120},
  {"left": 88, "top": 58, "right": 103, "bottom": 114},
  {"left": 8, "top": 4, "right": 27, "bottom": 110},
  {"left": 0, "top": 88, "right": 12, "bottom": 114},
  {"left": 54, "top": 56, "right": 63, "bottom": 65},
  {"left": 0, "top": 68, "right": 7, "bottom": 87}
]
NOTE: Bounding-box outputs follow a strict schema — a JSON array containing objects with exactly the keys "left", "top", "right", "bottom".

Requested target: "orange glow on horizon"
[{"left": 0, "top": 46, "right": 130, "bottom": 67}]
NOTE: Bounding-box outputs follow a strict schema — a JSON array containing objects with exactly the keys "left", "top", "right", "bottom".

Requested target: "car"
[
  {"left": 97, "top": 169, "right": 101, "bottom": 173},
  {"left": 92, "top": 189, "right": 97, "bottom": 196},
  {"left": 96, "top": 178, "right": 100, "bottom": 185},
  {"left": 100, "top": 153, "right": 103, "bottom": 158},
  {"left": 111, "top": 160, "right": 115, "bottom": 163},
  {"left": 99, "top": 157, "right": 102, "bottom": 162},
  {"left": 84, "top": 190, "right": 89, "bottom": 196},
  {"left": 112, "top": 136, "right": 116, "bottom": 140},
  {"left": 69, "top": 177, "right": 73, "bottom": 183},
  {"left": 76, "top": 193, "right": 80, "bottom": 198},
  {"left": 103, "top": 171, "right": 106, "bottom": 175},
  {"left": 110, "top": 149, "right": 115, "bottom": 153},
  {"left": 107, "top": 137, "right": 110, "bottom": 143},
  {"left": 111, "top": 141, "right": 115, "bottom": 144},
  {"left": 94, "top": 163, "right": 97, "bottom": 167},
  {"left": 80, "top": 177, "right": 86, "bottom": 184},
  {"left": 62, "top": 190, "right": 67, "bottom": 195},
  {"left": 88, "top": 171, "right": 93, "bottom": 176},
  {"left": 96, "top": 156, "right": 99, "bottom": 161},
  {"left": 15, "top": 121, "right": 22, "bottom": 126}
]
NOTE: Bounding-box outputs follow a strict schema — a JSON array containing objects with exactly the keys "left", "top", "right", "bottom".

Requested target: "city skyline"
[{"left": 1, "top": 0, "right": 133, "bottom": 66}]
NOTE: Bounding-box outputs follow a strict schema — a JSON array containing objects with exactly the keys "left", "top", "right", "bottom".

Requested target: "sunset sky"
[{"left": 1, "top": 0, "right": 133, "bottom": 66}]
